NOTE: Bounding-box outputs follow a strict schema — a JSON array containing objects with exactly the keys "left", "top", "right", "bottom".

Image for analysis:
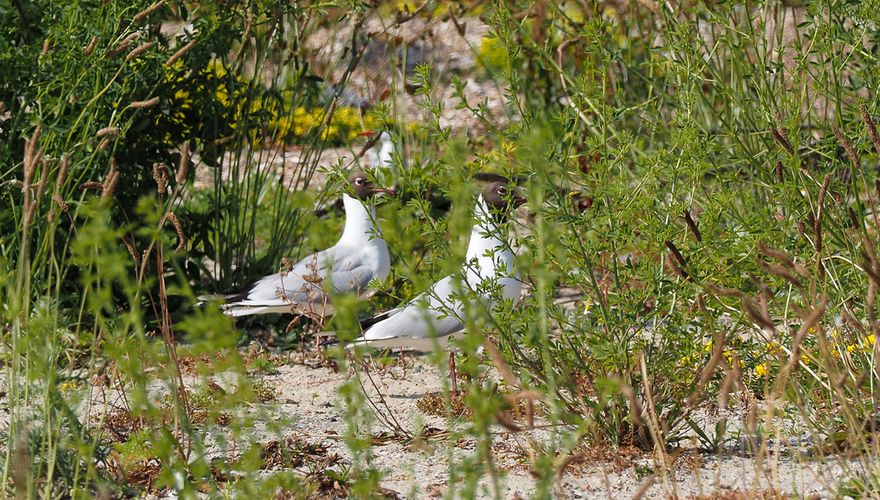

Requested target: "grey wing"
[
  {"left": 240, "top": 248, "right": 340, "bottom": 304},
  {"left": 362, "top": 276, "right": 464, "bottom": 341},
  {"left": 327, "top": 258, "right": 377, "bottom": 296}
]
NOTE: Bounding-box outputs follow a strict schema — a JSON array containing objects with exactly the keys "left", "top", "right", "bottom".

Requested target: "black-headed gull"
[
  {"left": 222, "top": 171, "right": 392, "bottom": 318},
  {"left": 352, "top": 180, "right": 525, "bottom": 389},
  {"left": 315, "top": 131, "right": 396, "bottom": 219},
  {"left": 365, "top": 131, "right": 395, "bottom": 171}
]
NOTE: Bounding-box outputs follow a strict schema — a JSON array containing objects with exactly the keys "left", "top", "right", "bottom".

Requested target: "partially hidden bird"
[
  {"left": 364, "top": 131, "right": 395, "bottom": 172},
  {"left": 221, "top": 171, "right": 392, "bottom": 318},
  {"left": 351, "top": 180, "right": 525, "bottom": 388},
  {"left": 315, "top": 131, "right": 396, "bottom": 219}
]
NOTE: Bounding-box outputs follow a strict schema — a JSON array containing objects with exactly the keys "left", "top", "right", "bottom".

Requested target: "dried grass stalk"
[
  {"left": 705, "top": 283, "right": 746, "bottom": 298},
  {"left": 36, "top": 160, "right": 50, "bottom": 199},
  {"left": 771, "top": 112, "right": 794, "bottom": 155},
  {"left": 49, "top": 155, "right": 70, "bottom": 223},
  {"left": 757, "top": 260, "right": 803, "bottom": 289},
  {"left": 864, "top": 256, "right": 880, "bottom": 286},
  {"left": 718, "top": 368, "right": 739, "bottom": 410},
  {"left": 80, "top": 181, "right": 104, "bottom": 191},
  {"left": 23, "top": 204, "right": 36, "bottom": 230},
  {"left": 166, "top": 212, "right": 186, "bottom": 251},
  {"left": 630, "top": 475, "right": 656, "bottom": 500},
  {"left": 130, "top": 97, "right": 160, "bottom": 109},
  {"left": 774, "top": 160, "right": 784, "bottom": 182},
  {"left": 698, "top": 334, "right": 726, "bottom": 387},
  {"left": 102, "top": 159, "right": 119, "bottom": 202},
  {"left": 96, "top": 126, "right": 120, "bottom": 138},
  {"left": 152, "top": 163, "right": 168, "bottom": 195},
  {"left": 23, "top": 126, "right": 42, "bottom": 185},
  {"left": 83, "top": 36, "right": 99, "bottom": 56},
  {"left": 125, "top": 41, "right": 155, "bottom": 62},
  {"left": 482, "top": 336, "right": 517, "bottom": 388},
  {"left": 22, "top": 127, "right": 42, "bottom": 231},
  {"left": 175, "top": 141, "right": 190, "bottom": 185},
  {"left": 771, "top": 130, "right": 793, "bottom": 153},
  {"left": 683, "top": 209, "right": 702, "bottom": 242},
  {"left": 41, "top": 38, "right": 50, "bottom": 57},
  {"left": 861, "top": 104, "right": 880, "bottom": 156},
  {"left": 619, "top": 381, "right": 644, "bottom": 429},
  {"left": 741, "top": 296, "right": 775, "bottom": 331},
  {"left": 664, "top": 240, "right": 692, "bottom": 281},
  {"left": 132, "top": 0, "right": 167, "bottom": 24},
  {"left": 783, "top": 298, "right": 827, "bottom": 375},
  {"left": 102, "top": 172, "right": 120, "bottom": 202},
  {"left": 494, "top": 411, "right": 522, "bottom": 432},
  {"left": 108, "top": 32, "right": 140, "bottom": 58},
  {"left": 842, "top": 309, "right": 867, "bottom": 335},
  {"left": 756, "top": 242, "right": 809, "bottom": 277},
  {"left": 55, "top": 154, "right": 69, "bottom": 190},
  {"left": 122, "top": 236, "right": 141, "bottom": 266},
  {"left": 831, "top": 125, "right": 860, "bottom": 169},
  {"left": 52, "top": 194, "right": 69, "bottom": 212},
  {"left": 164, "top": 39, "right": 197, "bottom": 67}
]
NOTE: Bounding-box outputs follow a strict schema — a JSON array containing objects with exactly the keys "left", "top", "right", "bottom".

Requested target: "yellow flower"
[
  {"left": 867, "top": 334, "right": 876, "bottom": 346},
  {"left": 583, "top": 298, "right": 592, "bottom": 314},
  {"left": 755, "top": 364, "right": 768, "bottom": 377},
  {"left": 478, "top": 36, "right": 509, "bottom": 72},
  {"left": 847, "top": 344, "right": 856, "bottom": 353},
  {"left": 320, "top": 125, "right": 339, "bottom": 141},
  {"left": 704, "top": 340, "right": 713, "bottom": 352},
  {"left": 766, "top": 341, "right": 781, "bottom": 356},
  {"left": 800, "top": 354, "right": 810, "bottom": 365},
  {"left": 58, "top": 381, "right": 78, "bottom": 393}
]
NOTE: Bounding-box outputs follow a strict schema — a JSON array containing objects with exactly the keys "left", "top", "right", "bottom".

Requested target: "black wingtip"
[
  {"left": 358, "top": 310, "right": 394, "bottom": 330},
  {"left": 318, "top": 337, "right": 340, "bottom": 348}
]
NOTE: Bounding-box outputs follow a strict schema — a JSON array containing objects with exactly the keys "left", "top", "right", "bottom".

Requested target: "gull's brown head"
[
  {"left": 482, "top": 181, "right": 526, "bottom": 214},
  {"left": 348, "top": 171, "right": 393, "bottom": 200}
]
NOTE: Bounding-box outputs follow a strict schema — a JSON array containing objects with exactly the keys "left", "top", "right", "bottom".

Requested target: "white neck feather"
[
  {"left": 466, "top": 195, "right": 507, "bottom": 261},
  {"left": 465, "top": 195, "right": 521, "bottom": 303},
  {"left": 338, "top": 194, "right": 381, "bottom": 245},
  {"left": 377, "top": 137, "right": 394, "bottom": 168}
]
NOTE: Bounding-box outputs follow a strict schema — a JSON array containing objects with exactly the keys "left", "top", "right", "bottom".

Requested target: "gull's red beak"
[
  {"left": 358, "top": 130, "right": 375, "bottom": 138},
  {"left": 372, "top": 185, "right": 396, "bottom": 197}
]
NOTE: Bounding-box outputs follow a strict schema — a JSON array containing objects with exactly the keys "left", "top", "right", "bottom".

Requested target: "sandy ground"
[
  {"left": 0, "top": 352, "right": 862, "bottom": 499},
  {"left": 234, "top": 355, "right": 856, "bottom": 499}
]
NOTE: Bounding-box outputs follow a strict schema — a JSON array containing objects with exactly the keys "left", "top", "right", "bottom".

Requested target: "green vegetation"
[{"left": 3, "top": 0, "right": 880, "bottom": 497}]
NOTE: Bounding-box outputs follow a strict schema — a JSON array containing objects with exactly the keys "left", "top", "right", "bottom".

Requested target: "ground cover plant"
[{"left": 3, "top": 0, "right": 880, "bottom": 497}]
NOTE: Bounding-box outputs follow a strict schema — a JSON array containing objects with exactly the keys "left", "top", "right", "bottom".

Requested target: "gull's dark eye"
[
  {"left": 498, "top": 186, "right": 507, "bottom": 195},
  {"left": 355, "top": 177, "right": 365, "bottom": 186}
]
